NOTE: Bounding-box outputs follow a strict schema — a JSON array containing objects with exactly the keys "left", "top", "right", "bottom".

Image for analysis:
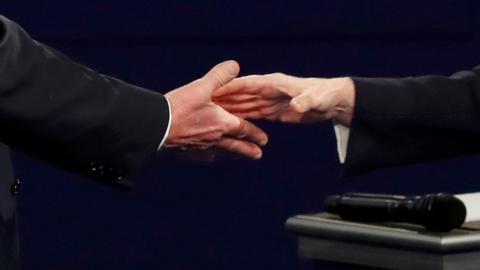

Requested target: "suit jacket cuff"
[
  {"left": 95, "top": 85, "right": 171, "bottom": 189},
  {"left": 157, "top": 95, "right": 172, "bottom": 150}
]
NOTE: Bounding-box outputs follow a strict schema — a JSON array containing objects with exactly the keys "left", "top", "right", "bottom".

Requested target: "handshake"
[{"left": 163, "top": 60, "right": 356, "bottom": 160}]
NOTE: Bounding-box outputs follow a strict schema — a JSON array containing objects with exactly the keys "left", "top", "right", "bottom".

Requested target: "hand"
[
  {"left": 164, "top": 60, "right": 268, "bottom": 160},
  {"left": 213, "top": 73, "right": 355, "bottom": 126}
]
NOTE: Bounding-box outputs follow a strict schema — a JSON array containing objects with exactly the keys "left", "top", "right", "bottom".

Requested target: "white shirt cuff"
[
  {"left": 333, "top": 121, "right": 350, "bottom": 163},
  {"left": 157, "top": 95, "right": 172, "bottom": 151}
]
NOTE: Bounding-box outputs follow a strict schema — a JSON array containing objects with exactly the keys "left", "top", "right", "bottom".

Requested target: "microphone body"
[{"left": 324, "top": 193, "right": 467, "bottom": 231}]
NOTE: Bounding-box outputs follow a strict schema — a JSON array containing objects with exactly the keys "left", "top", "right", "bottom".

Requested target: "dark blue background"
[{"left": 2, "top": 1, "right": 480, "bottom": 269}]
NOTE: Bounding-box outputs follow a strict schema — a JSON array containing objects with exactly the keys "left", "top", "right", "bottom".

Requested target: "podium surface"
[{"left": 286, "top": 213, "right": 480, "bottom": 270}]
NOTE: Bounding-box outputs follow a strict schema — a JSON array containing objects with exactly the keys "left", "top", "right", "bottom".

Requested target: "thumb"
[
  {"left": 290, "top": 92, "right": 316, "bottom": 113},
  {"left": 201, "top": 60, "right": 240, "bottom": 95}
]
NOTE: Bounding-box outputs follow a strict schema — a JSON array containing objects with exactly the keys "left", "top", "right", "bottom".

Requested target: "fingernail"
[
  {"left": 254, "top": 151, "right": 262, "bottom": 159},
  {"left": 261, "top": 138, "right": 268, "bottom": 146},
  {"left": 224, "top": 60, "right": 239, "bottom": 76}
]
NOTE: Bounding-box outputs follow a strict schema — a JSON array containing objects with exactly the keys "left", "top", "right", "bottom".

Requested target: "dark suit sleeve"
[
  {"left": 344, "top": 66, "right": 480, "bottom": 175},
  {"left": 0, "top": 16, "right": 170, "bottom": 190}
]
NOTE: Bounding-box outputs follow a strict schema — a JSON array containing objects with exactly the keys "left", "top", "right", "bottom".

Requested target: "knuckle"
[
  {"left": 229, "top": 140, "right": 240, "bottom": 150},
  {"left": 271, "top": 72, "right": 285, "bottom": 78},
  {"left": 219, "top": 139, "right": 237, "bottom": 151},
  {"left": 302, "top": 94, "right": 316, "bottom": 105},
  {"left": 311, "top": 96, "right": 326, "bottom": 110},
  {"left": 219, "top": 119, "right": 234, "bottom": 134},
  {"left": 305, "top": 78, "right": 319, "bottom": 85}
]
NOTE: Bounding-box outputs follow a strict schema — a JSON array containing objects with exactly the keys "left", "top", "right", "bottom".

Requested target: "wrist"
[
  {"left": 332, "top": 77, "right": 355, "bottom": 126},
  {"left": 163, "top": 91, "right": 180, "bottom": 148}
]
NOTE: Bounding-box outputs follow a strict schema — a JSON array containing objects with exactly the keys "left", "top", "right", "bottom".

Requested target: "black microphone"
[{"left": 324, "top": 193, "right": 467, "bottom": 231}]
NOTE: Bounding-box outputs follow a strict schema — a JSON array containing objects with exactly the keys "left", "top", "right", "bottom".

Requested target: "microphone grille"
[{"left": 425, "top": 194, "right": 466, "bottom": 231}]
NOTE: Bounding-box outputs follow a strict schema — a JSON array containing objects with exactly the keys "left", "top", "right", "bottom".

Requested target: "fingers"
[
  {"left": 216, "top": 98, "right": 278, "bottom": 113},
  {"left": 225, "top": 116, "right": 269, "bottom": 146},
  {"left": 201, "top": 60, "right": 240, "bottom": 94},
  {"left": 214, "top": 76, "right": 261, "bottom": 97},
  {"left": 220, "top": 102, "right": 293, "bottom": 121},
  {"left": 213, "top": 93, "right": 258, "bottom": 104},
  {"left": 215, "top": 137, "right": 263, "bottom": 160}
]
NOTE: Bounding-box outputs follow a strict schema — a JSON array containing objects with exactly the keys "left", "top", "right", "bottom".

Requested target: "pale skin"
[
  {"left": 164, "top": 61, "right": 268, "bottom": 160},
  {"left": 212, "top": 73, "right": 356, "bottom": 126}
]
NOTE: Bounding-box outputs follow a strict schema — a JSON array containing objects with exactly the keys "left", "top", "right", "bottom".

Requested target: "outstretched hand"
[
  {"left": 213, "top": 73, "right": 355, "bottom": 126},
  {"left": 164, "top": 61, "right": 268, "bottom": 160}
]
